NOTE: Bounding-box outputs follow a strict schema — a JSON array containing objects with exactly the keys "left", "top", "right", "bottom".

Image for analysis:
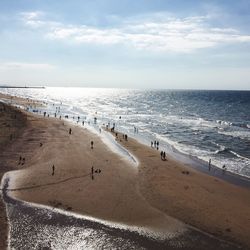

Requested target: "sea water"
[{"left": 1, "top": 87, "right": 250, "bottom": 178}]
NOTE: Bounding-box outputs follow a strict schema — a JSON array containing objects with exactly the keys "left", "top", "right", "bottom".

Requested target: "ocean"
[{"left": 1, "top": 87, "right": 250, "bottom": 178}]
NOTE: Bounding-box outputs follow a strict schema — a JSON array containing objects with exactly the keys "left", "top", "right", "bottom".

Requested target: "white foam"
[{"left": 218, "top": 130, "right": 250, "bottom": 140}]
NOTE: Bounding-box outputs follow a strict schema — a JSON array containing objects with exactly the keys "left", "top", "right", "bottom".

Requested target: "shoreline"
[
  {"left": 1, "top": 90, "right": 250, "bottom": 184},
  {"left": 166, "top": 143, "right": 250, "bottom": 188},
  {"left": 1, "top": 94, "right": 250, "bottom": 249}
]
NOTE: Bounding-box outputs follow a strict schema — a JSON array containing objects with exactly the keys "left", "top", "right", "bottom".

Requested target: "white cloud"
[
  {"left": 0, "top": 62, "right": 56, "bottom": 70},
  {"left": 20, "top": 11, "right": 46, "bottom": 28},
  {"left": 21, "top": 11, "right": 250, "bottom": 53}
]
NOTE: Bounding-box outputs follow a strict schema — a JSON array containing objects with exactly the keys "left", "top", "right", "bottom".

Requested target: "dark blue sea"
[{"left": 1, "top": 88, "right": 250, "bottom": 177}]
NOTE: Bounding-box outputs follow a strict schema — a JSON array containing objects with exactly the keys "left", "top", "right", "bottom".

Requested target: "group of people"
[
  {"left": 91, "top": 166, "right": 101, "bottom": 180},
  {"left": 122, "top": 134, "right": 128, "bottom": 141},
  {"left": 18, "top": 156, "right": 25, "bottom": 165},
  {"left": 151, "top": 140, "right": 159, "bottom": 150},
  {"left": 134, "top": 126, "right": 139, "bottom": 133}
]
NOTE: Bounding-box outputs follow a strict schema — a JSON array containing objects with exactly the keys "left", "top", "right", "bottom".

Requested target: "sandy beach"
[{"left": 1, "top": 93, "right": 250, "bottom": 249}]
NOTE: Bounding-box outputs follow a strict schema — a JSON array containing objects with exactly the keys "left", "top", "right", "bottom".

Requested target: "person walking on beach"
[
  {"left": 222, "top": 164, "right": 226, "bottom": 174},
  {"left": 91, "top": 166, "right": 94, "bottom": 180},
  {"left": 160, "top": 151, "right": 163, "bottom": 160},
  {"left": 91, "top": 141, "right": 94, "bottom": 149},
  {"left": 52, "top": 165, "right": 55, "bottom": 176},
  {"left": 69, "top": 128, "right": 72, "bottom": 134},
  {"left": 18, "top": 156, "right": 22, "bottom": 165},
  {"left": 208, "top": 159, "right": 211, "bottom": 171},
  {"left": 163, "top": 151, "right": 166, "bottom": 161}
]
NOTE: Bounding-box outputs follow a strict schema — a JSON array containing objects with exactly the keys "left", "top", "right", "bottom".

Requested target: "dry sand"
[
  {"left": 1, "top": 93, "right": 250, "bottom": 249},
  {"left": 116, "top": 133, "right": 250, "bottom": 247},
  {"left": 8, "top": 113, "right": 184, "bottom": 235}
]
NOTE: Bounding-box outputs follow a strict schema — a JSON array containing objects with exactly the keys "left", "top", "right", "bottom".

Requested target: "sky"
[{"left": 0, "top": 0, "right": 250, "bottom": 90}]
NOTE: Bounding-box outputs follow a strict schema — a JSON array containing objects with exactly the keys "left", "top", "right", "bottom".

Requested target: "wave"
[
  {"left": 216, "top": 120, "right": 232, "bottom": 126},
  {"left": 214, "top": 147, "right": 229, "bottom": 155},
  {"left": 214, "top": 147, "right": 248, "bottom": 160},
  {"left": 229, "top": 150, "right": 250, "bottom": 161},
  {"left": 218, "top": 130, "right": 250, "bottom": 140},
  {"left": 216, "top": 120, "right": 250, "bottom": 130},
  {"left": 232, "top": 122, "right": 250, "bottom": 129}
]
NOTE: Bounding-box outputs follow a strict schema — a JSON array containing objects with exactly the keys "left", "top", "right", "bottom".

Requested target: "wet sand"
[
  {"left": 0, "top": 101, "right": 28, "bottom": 249},
  {"left": 2, "top": 177, "right": 241, "bottom": 250},
  {"left": 1, "top": 94, "right": 250, "bottom": 249}
]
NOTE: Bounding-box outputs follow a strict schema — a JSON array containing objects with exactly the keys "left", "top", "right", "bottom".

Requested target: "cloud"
[
  {"left": 20, "top": 11, "right": 46, "bottom": 28},
  {"left": 21, "top": 12, "right": 250, "bottom": 53},
  {"left": 0, "top": 62, "right": 56, "bottom": 70}
]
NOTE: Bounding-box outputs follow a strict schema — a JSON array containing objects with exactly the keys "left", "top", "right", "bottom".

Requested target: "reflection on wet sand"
[{"left": 2, "top": 178, "right": 241, "bottom": 250}]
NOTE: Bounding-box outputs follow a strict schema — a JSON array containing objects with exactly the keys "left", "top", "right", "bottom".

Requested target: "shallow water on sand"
[{"left": 2, "top": 177, "right": 242, "bottom": 250}]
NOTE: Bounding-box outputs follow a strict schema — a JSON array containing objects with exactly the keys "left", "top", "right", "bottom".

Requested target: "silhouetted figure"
[
  {"left": 125, "top": 134, "right": 128, "bottom": 141},
  {"left": 22, "top": 157, "right": 25, "bottom": 165},
  {"left": 163, "top": 151, "right": 166, "bottom": 161},
  {"left": 40, "top": 142, "right": 43, "bottom": 147},
  {"left": 43, "top": 112, "right": 46, "bottom": 117},
  {"left": 208, "top": 159, "right": 211, "bottom": 171},
  {"left": 151, "top": 141, "right": 153, "bottom": 147},
  {"left": 91, "top": 166, "right": 94, "bottom": 180},
  {"left": 82, "top": 121, "right": 84, "bottom": 126},
  {"left": 222, "top": 165, "right": 226, "bottom": 174},
  {"left": 160, "top": 151, "right": 163, "bottom": 160},
  {"left": 18, "top": 156, "right": 22, "bottom": 165},
  {"left": 52, "top": 165, "right": 55, "bottom": 176},
  {"left": 154, "top": 141, "right": 156, "bottom": 147},
  {"left": 69, "top": 128, "right": 72, "bottom": 134},
  {"left": 156, "top": 141, "right": 159, "bottom": 147},
  {"left": 91, "top": 141, "right": 94, "bottom": 149}
]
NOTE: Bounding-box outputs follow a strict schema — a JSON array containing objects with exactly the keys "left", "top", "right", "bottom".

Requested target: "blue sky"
[{"left": 0, "top": 0, "right": 250, "bottom": 89}]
